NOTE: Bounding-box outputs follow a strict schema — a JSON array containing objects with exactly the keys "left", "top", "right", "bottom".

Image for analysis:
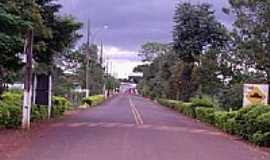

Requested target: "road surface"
[{"left": 14, "top": 95, "right": 270, "bottom": 160}]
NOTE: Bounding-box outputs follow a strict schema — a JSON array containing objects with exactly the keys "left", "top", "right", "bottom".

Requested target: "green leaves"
[{"left": 173, "top": 3, "right": 227, "bottom": 63}]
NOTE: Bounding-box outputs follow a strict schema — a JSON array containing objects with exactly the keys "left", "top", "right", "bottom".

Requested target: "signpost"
[
  {"left": 243, "top": 84, "right": 269, "bottom": 107},
  {"left": 34, "top": 74, "right": 52, "bottom": 118}
]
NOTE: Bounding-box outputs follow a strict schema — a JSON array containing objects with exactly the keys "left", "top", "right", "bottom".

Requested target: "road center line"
[{"left": 129, "top": 97, "right": 144, "bottom": 125}]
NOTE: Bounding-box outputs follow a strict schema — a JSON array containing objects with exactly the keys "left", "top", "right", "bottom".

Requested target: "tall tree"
[
  {"left": 138, "top": 42, "right": 171, "bottom": 62},
  {"left": 227, "top": 0, "right": 270, "bottom": 84},
  {"left": 173, "top": 3, "right": 228, "bottom": 101},
  {"left": 0, "top": 1, "right": 36, "bottom": 94}
]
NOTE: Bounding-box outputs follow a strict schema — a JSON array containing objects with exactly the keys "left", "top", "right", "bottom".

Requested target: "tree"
[
  {"left": 0, "top": 1, "right": 34, "bottom": 94},
  {"left": 138, "top": 42, "right": 171, "bottom": 62},
  {"left": 173, "top": 3, "right": 228, "bottom": 101},
  {"left": 0, "top": 0, "right": 82, "bottom": 96},
  {"left": 73, "top": 44, "right": 105, "bottom": 96},
  {"left": 227, "top": 0, "right": 270, "bottom": 84},
  {"left": 34, "top": 0, "right": 82, "bottom": 67}
]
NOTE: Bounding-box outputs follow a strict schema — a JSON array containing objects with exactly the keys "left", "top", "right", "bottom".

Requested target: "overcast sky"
[{"left": 58, "top": 0, "right": 232, "bottom": 78}]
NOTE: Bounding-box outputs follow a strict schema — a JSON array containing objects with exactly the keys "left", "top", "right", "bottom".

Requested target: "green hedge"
[
  {"left": 0, "top": 92, "right": 71, "bottom": 129},
  {"left": 81, "top": 95, "right": 105, "bottom": 107},
  {"left": 195, "top": 107, "right": 216, "bottom": 124},
  {"left": 158, "top": 98, "right": 270, "bottom": 147}
]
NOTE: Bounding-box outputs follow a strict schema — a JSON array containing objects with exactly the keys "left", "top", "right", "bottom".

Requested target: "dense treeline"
[{"left": 135, "top": 1, "right": 270, "bottom": 110}]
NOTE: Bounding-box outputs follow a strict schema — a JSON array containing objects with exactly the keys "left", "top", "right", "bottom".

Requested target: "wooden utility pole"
[{"left": 22, "top": 29, "right": 34, "bottom": 129}]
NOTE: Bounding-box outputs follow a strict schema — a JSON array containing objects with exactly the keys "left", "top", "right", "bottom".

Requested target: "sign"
[
  {"left": 243, "top": 84, "right": 269, "bottom": 107},
  {"left": 35, "top": 74, "right": 50, "bottom": 105}
]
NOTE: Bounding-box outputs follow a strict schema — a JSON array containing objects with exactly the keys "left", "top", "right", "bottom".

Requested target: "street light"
[
  {"left": 90, "top": 25, "right": 109, "bottom": 44},
  {"left": 85, "top": 22, "right": 109, "bottom": 98}
]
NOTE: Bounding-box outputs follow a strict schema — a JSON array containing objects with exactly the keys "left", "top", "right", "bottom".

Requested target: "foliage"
[
  {"left": 190, "top": 95, "right": 219, "bottom": 108},
  {"left": 0, "top": 0, "right": 82, "bottom": 95},
  {"left": 81, "top": 95, "right": 105, "bottom": 107},
  {"left": 72, "top": 44, "right": 106, "bottom": 96},
  {"left": 173, "top": 3, "right": 227, "bottom": 63},
  {"left": 138, "top": 42, "right": 171, "bottom": 62},
  {"left": 51, "top": 96, "right": 71, "bottom": 118},
  {"left": 0, "top": 102, "right": 21, "bottom": 129},
  {"left": 136, "top": 2, "right": 231, "bottom": 105},
  {"left": 158, "top": 98, "right": 270, "bottom": 147},
  {"left": 0, "top": 92, "right": 71, "bottom": 129},
  {"left": 227, "top": 0, "right": 270, "bottom": 84},
  {"left": 195, "top": 107, "right": 216, "bottom": 124}
]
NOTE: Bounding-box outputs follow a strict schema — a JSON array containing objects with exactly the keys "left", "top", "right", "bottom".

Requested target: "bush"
[
  {"left": 157, "top": 99, "right": 182, "bottom": 110},
  {"left": 235, "top": 105, "right": 270, "bottom": 139},
  {"left": 1, "top": 92, "right": 22, "bottom": 106},
  {"left": 0, "top": 92, "right": 71, "bottom": 129},
  {"left": 182, "top": 103, "right": 196, "bottom": 118},
  {"left": 81, "top": 95, "right": 105, "bottom": 107},
  {"left": 158, "top": 98, "right": 270, "bottom": 147},
  {"left": 190, "top": 96, "right": 219, "bottom": 108},
  {"left": 251, "top": 131, "right": 270, "bottom": 147},
  {"left": 158, "top": 99, "right": 196, "bottom": 118},
  {"left": 195, "top": 107, "right": 216, "bottom": 124},
  {"left": 214, "top": 111, "right": 237, "bottom": 133},
  {"left": 52, "top": 96, "right": 71, "bottom": 118},
  {"left": 31, "top": 106, "right": 48, "bottom": 121},
  {"left": 0, "top": 102, "right": 22, "bottom": 129},
  {"left": 255, "top": 112, "right": 270, "bottom": 133},
  {"left": 82, "top": 97, "right": 92, "bottom": 106}
]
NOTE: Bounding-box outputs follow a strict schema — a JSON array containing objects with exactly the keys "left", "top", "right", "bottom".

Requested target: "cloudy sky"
[{"left": 58, "top": 0, "right": 232, "bottom": 78}]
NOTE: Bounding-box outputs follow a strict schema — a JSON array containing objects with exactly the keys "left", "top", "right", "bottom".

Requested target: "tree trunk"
[
  {"left": 179, "top": 62, "right": 195, "bottom": 101},
  {"left": 0, "top": 67, "right": 5, "bottom": 96},
  {"left": 266, "top": 69, "right": 270, "bottom": 104}
]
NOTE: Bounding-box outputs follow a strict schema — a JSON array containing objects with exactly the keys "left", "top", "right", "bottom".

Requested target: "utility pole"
[
  {"left": 100, "top": 40, "right": 106, "bottom": 97},
  {"left": 100, "top": 40, "right": 103, "bottom": 65},
  {"left": 85, "top": 19, "right": 91, "bottom": 97},
  {"left": 22, "top": 29, "right": 34, "bottom": 129}
]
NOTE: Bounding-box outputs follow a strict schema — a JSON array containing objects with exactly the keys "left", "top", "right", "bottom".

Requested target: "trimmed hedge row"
[
  {"left": 158, "top": 98, "right": 270, "bottom": 147},
  {"left": 81, "top": 95, "right": 105, "bottom": 107},
  {"left": 0, "top": 92, "right": 71, "bottom": 129}
]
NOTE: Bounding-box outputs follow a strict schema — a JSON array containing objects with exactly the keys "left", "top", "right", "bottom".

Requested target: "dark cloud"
[{"left": 59, "top": 0, "right": 232, "bottom": 51}]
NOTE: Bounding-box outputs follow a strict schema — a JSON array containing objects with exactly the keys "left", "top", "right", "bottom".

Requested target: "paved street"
[{"left": 14, "top": 95, "right": 270, "bottom": 160}]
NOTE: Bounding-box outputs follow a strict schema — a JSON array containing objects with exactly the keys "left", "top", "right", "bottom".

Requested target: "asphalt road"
[{"left": 16, "top": 95, "right": 270, "bottom": 160}]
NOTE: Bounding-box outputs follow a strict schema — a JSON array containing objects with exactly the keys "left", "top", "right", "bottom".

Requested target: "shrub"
[
  {"left": 157, "top": 99, "right": 182, "bottom": 109},
  {"left": 53, "top": 96, "right": 71, "bottom": 110},
  {"left": 158, "top": 99, "right": 196, "bottom": 117},
  {"left": 90, "top": 95, "right": 105, "bottom": 106},
  {"left": 31, "top": 106, "right": 48, "bottom": 121},
  {"left": 195, "top": 107, "right": 216, "bottom": 124},
  {"left": 0, "top": 102, "right": 22, "bottom": 129},
  {"left": 1, "top": 92, "right": 22, "bottom": 106},
  {"left": 242, "top": 105, "right": 270, "bottom": 139},
  {"left": 81, "top": 95, "right": 105, "bottom": 107},
  {"left": 0, "top": 92, "right": 71, "bottom": 129},
  {"left": 82, "top": 97, "right": 92, "bottom": 106},
  {"left": 251, "top": 131, "right": 270, "bottom": 147},
  {"left": 255, "top": 112, "right": 270, "bottom": 133},
  {"left": 214, "top": 111, "right": 237, "bottom": 131},
  {"left": 182, "top": 103, "right": 196, "bottom": 118},
  {"left": 190, "top": 95, "right": 219, "bottom": 108},
  {"left": 52, "top": 96, "right": 71, "bottom": 118}
]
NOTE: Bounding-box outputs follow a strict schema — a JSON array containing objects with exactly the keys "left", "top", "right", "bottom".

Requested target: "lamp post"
[{"left": 85, "top": 21, "right": 108, "bottom": 98}]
